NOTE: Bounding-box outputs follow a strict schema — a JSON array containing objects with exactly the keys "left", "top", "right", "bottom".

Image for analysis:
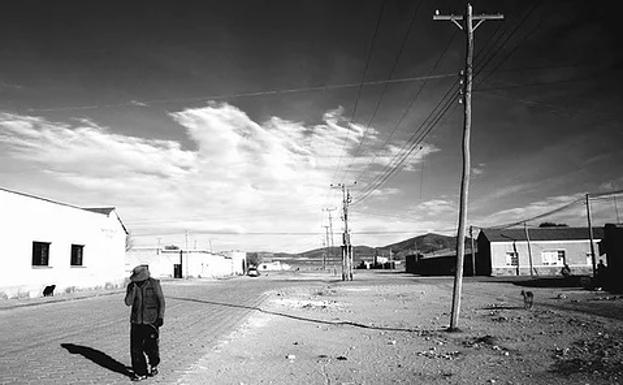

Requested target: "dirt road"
[{"left": 181, "top": 271, "right": 623, "bottom": 385}]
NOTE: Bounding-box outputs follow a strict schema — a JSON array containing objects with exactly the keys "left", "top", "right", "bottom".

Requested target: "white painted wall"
[
  {"left": 490, "top": 239, "right": 600, "bottom": 276},
  {"left": 223, "top": 250, "right": 246, "bottom": 275},
  {"left": 0, "top": 189, "right": 127, "bottom": 298},
  {"left": 258, "top": 261, "right": 291, "bottom": 271},
  {"left": 126, "top": 248, "right": 246, "bottom": 279}
]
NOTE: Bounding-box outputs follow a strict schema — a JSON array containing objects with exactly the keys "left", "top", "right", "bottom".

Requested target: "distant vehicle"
[{"left": 247, "top": 267, "right": 260, "bottom": 277}]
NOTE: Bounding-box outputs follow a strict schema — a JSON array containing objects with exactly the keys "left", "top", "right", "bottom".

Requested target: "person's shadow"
[{"left": 60, "top": 343, "right": 133, "bottom": 378}]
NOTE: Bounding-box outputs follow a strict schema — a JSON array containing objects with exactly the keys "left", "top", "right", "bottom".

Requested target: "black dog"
[
  {"left": 43, "top": 284, "right": 56, "bottom": 297},
  {"left": 521, "top": 290, "right": 534, "bottom": 310}
]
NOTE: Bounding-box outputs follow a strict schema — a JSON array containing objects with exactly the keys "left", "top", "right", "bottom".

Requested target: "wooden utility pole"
[
  {"left": 586, "top": 193, "right": 597, "bottom": 276},
  {"left": 434, "top": 4, "right": 503, "bottom": 331},
  {"left": 323, "top": 207, "right": 337, "bottom": 269},
  {"left": 331, "top": 182, "right": 357, "bottom": 281},
  {"left": 323, "top": 225, "right": 330, "bottom": 270},
  {"left": 524, "top": 222, "right": 534, "bottom": 277}
]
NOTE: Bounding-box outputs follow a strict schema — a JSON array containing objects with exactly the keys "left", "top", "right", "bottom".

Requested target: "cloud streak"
[{"left": 0, "top": 103, "right": 440, "bottom": 252}]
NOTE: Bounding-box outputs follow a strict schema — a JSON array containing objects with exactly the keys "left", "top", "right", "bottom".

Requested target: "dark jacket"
[{"left": 124, "top": 278, "right": 165, "bottom": 325}]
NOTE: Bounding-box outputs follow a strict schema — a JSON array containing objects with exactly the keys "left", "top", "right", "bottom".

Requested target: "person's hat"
[{"left": 130, "top": 264, "right": 150, "bottom": 282}]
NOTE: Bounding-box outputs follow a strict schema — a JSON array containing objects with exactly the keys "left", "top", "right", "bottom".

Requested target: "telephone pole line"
[
  {"left": 323, "top": 225, "right": 330, "bottom": 270},
  {"left": 434, "top": 4, "right": 503, "bottom": 331},
  {"left": 322, "top": 207, "right": 337, "bottom": 269},
  {"left": 331, "top": 182, "right": 357, "bottom": 281}
]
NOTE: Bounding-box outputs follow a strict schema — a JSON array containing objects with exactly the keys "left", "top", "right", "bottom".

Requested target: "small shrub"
[
  {"left": 65, "top": 286, "right": 76, "bottom": 294},
  {"left": 0, "top": 291, "right": 8, "bottom": 300}
]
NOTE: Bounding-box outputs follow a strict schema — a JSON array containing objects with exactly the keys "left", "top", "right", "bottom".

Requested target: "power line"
[
  {"left": 330, "top": 0, "right": 388, "bottom": 184},
  {"left": 475, "top": 2, "right": 544, "bottom": 87},
  {"left": 352, "top": 30, "right": 460, "bottom": 202},
  {"left": 354, "top": 3, "right": 544, "bottom": 207},
  {"left": 133, "top": 229, "right": 425, "bottom": 236},
  {"left": 340, "top": 0, "right": 424, "bottom": 181},
  {"left": 24, "top": 73, "right": 456, "bottom": 113},
  {"left": 353, "top": 78, "right": 460, "bottom": 206}
]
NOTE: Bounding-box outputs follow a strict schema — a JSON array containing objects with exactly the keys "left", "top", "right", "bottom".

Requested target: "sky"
[{"left": 0, "top": 0, "right": 621, "bottom": 253}]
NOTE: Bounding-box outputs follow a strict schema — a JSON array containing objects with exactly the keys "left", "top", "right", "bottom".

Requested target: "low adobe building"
[
  {"left": 477, "top": 227, "right": 603, "bottom": 276},
  {"left": 0, "top": 187, "right": 128, "bottom": 299},
  {"left": 126, "top": 248, "right": 246, "bottom": 279}
]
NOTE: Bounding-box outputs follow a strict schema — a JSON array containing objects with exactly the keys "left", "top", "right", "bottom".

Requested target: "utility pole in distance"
[
  {"left": 323, "top": 225, "right": 330, "bottom": 270},
  {"left": 331, "top": 182, "right": 357, "bottom": 281},
  {"left": 434, "top": 4, "right": 503, "bottom": 331},
  {"left": 323, "top": 207, "right": 337, "bottom": 268}
]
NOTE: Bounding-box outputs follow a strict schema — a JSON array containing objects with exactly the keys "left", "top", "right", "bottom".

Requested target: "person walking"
[{"left": 125, "top": 265, "right": 165, "bottom": 381}]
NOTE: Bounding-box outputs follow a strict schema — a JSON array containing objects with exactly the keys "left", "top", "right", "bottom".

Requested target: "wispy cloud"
[{"left": 0, "top": 103, "right": 439, "bottom": 252}]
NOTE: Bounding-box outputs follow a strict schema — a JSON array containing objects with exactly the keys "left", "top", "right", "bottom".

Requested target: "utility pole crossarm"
[{"left": 434, "top": 12, "right": 503, "bottom": 31}]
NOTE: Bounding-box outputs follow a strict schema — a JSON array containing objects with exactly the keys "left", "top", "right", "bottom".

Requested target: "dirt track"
[{"left": 181, "top": 271, "right": 623, "bottom": 385}]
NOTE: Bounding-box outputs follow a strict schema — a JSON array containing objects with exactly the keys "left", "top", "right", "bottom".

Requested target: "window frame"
[
  {"left": 505, "top": 251, "right": 518, "bottom": 266},
  {"left": 32, "top": 241, "right": 51, "bottom": 267},
  {"left": 70, "top": 244, "right": 84, "bottom": 267},
  {"left": 541, "top": 249, "right": 565, "bottom": 266}
]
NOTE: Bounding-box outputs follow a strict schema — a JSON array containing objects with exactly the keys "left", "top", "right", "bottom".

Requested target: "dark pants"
[{"left": 130, "top": 323, "right": 160, "bottom": 376}]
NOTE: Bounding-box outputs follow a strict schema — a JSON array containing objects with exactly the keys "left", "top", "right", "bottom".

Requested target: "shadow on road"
[
  {"left": 60, "top": 343, "right": 132, "bottom": 378},
  {"left": 508, "top": 277, "right": 589, "bottom": 288},
  {"left": 169, "top": 296, "right": 426, "bottom": 333},
  {"left": 481, "top": 305, "right": 523, "bottom": 310}
]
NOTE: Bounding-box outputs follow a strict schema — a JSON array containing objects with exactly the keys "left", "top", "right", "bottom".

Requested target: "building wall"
[
  {"left": 0, "top": 191, "right": 126, "bottom": 299},
  {"left": 258, "top": 261, "right": 291, "bottom": 271},
  {"left": 126, "top": 248, "right": 180, "bottom": 278},
  {"left": 126, "top": 248, "right": 245, "bottom": 279},
  {"left": 223, "top": 250, "right": 246, "bottom": 275},
  {"left": 490, "top": 239, "right": 599, "bottom": 276}
]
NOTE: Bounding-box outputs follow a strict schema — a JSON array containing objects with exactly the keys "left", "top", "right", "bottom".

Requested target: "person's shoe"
[
  {"left": 131, "top": 374, "right": 147, "bottom": 381},
  {"left": 148, "top": 366, "right": 159, "bottom": 377}
]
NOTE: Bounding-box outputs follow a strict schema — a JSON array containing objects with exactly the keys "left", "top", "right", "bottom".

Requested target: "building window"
[
  {"left": 71, "top": 244, "right": 84, "bottom": 266},
  {"left": 32, "top": 242, "right": 50, "bottom": 266},
  {"left": 505, "top": 251, "right": 518, "bottom": 266},
  {"left": 542, "top": 250, "right": 565, "bottom": 266}
]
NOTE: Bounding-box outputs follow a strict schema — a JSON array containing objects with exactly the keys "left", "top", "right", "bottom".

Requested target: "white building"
[
  {"left": 126, "top": 248, "right": 246, "bottom": 279},
  {"left": 477, "top": 227, "right": 603, "bottom": 276},
  {"left": 0, "top": 188, "right": 128, "bottom": 299},
  {"left": 258, "top": 260, "right": 291, "bottom": 272}
]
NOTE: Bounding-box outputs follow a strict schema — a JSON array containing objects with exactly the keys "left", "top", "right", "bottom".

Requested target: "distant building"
[
  {"left": 404, "top": 247, "right": 475, "bottom": 276},
  {"left": 126, "top": 248, "right": 246, "bottom": 279},
  {"left": 0, "top": 187, "right": 128, "bottom": 299},
  {"left": 477, "top": 227, "right": 603, "bottom": 276},
  {"left": 257, "top": 260, "right": 291, "bottom": 272}
]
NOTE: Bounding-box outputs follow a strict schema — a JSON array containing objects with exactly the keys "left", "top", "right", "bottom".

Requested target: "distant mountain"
[
  {"left": 377, "top": 233, "right": 468, "bottom": 258},
  {"left": 247, "top": 233, "right": 472, "bottom": 268}
]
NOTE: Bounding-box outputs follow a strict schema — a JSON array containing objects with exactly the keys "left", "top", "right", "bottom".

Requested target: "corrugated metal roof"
[{"left": 480, "top": 227, "right": 604, "bottom": 242}]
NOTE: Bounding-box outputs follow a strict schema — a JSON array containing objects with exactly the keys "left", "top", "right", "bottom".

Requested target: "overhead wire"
[
  {"left": 338, "top": 0, "right": 424, "bottom": 182},
  {"left": 353, "top": 2, "right": 544, "bottom": 208},
  {"left": 23, "top": 73, "right": 456, "bottom": 113},
  {"left": 352, "top": 30, "right": 460, "bottom": 203},
  {"left": 330, "top": 0, "right": 388, "bottom": 184}
]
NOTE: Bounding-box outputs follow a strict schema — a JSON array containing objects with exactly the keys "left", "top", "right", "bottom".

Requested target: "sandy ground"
[{"left": 177, "top": 272, "right": 623, "bottom": 385}]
